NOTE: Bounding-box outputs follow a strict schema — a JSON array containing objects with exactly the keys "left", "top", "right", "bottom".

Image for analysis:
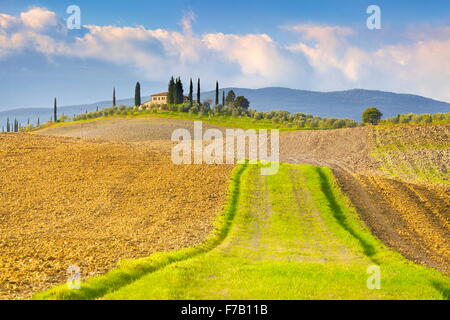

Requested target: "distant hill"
[
  {"left": 0, "top": 96, "right": 149, "bottom": 129},
  {"left": 202, "top": 88, "right": 450, "bottom": 119},
  {"left": 1, "top": 87, "right": 449, "bottom": 129}
]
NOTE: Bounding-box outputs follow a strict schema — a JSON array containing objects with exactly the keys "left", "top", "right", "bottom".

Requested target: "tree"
[
  {"left": 168, "top": 77, "right": 175, "bottom": 104},
  {"left": 37, "top": 117, "right": 40, "bottom": 126},
  {"left": 222, "top": 91, "right": 225, "bottom": 106},
  {"left": 6, "top": 117, "right": 10, "bottom": 132},
  {"left": 215, "top": 81, "right": 219, "bottom": 105},
  {"left": 134, "top": 82, "right": 141, "bottom": 106},
  {"left": 113, "top": 87, "right": 116, "bottom": 106},
  {"left": 234, "top": 96, "right": 250, "bottom": 110},
  {"left": 170, "top": 77, "right": 184, "bottom": 105},
  {"left": 189, "top": 78, "right": 193, "bottom": 109},
  {"left": 176, "top": 77, "right": 184, "bottom": 104},
  {"left": 226, "top": 90, "right": 236, "bottom": 106},
  {"left": 362, "top": 107, "right": 383, "bottom": 125},
  {"left": 53, "top": 98, "right": 58, "bottom": 122},
  {"left": 197, "top": 78, "right": 201, "bottom": 105}
]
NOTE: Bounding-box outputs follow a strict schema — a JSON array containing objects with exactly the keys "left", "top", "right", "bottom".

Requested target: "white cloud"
[
  {"left": 20, "top": 7, "right": 58, "bottom": 29},
  {"left": 284, "top": 23, "right": 450, "bottom": 101},
  {"left": 0, "top": 7, "right": 449, "bottom": 102},
  {"left": 284, "top": 24, "right": 366, "bottom": 81}
]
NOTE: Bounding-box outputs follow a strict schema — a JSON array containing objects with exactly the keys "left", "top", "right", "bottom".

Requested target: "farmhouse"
[{"left": 144, "top": 92, "right": 189, "bottom": 107}]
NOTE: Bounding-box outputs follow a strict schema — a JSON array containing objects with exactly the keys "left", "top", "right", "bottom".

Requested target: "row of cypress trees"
[
  {"left": 3, "top": 118, "right": 21, "bottom": 132},
  {"left": 166, "top": 77, "right": 224, "bottom": 107}
]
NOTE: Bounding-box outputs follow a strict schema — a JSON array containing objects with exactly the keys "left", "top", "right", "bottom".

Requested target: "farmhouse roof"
[{"left": 151, "top": 92, "right": 168, "bottom": 97}]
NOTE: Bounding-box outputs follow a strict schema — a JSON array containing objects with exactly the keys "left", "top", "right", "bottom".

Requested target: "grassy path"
[
  {"left": 100, "top": 163, "right": 448, "bottom": 300},
  {"left": 34, "top": 162, "right": 449, "bottom": 299}
]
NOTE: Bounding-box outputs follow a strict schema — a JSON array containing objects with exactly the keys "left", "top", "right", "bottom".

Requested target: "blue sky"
[{"left": 1, "top": 0, "right": 449, "bottom": 110}]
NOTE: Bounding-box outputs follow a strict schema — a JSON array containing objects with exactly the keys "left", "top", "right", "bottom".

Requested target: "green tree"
[
  {"left": 362, "top": 108, "right": 383, "bottom": 125},
  {"left": 134, "top": 82, "right": 141, "bottom": 106},
  {"left": 53, "top": 97, "right": 58, "bottom": 123},
  {"left": 234, "top": 96, "right": 250, "bottom": 110},
  {"left": 226, "top": 90, "right": 236, "bottom": 106},
  {"left": 113, "top": 87, "right": 116, "bottom": 106},
  {"left": 189, "top": 78, "right": 193, "bottom": 109},
  {"left": 222, "top": 91, "right": 225, "bottom": 106},
  {"left": 6, "top": 117, "right": 10, "bottom": 132},
  {"left": 197, "top": 78, "right": 201, "bottom": 105},
  {"left": 175, "top": 77, "right": 184, "bottom": 104},
  {"left": 215, "top": 81, "right": 219, "bottom": 105},
  {"left": 168, "top": 77, "right": 175, "bottom": 104}
]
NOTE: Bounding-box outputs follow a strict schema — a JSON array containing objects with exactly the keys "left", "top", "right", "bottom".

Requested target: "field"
[
  {"left": 280, "top": 125, "right": 450, "bottom": 274},
  {"left": 36, "top": 163, "right": 449, "bottom": 299},
  {"left": 0, "top": 133, "right": 233, "bottom": 299},
  {"left": 0, "top": 117, "right": 448, "bottom": 299}
]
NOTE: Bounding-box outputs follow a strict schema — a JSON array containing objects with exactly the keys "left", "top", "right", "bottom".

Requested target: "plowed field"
[{"left": 0, "top": 133, "right": 233, "bottom": 299}]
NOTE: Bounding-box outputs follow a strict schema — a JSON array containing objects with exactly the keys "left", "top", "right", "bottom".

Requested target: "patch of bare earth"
[
  {"left": 36, "top": 117, "right": 229, "bottom": 142},
  {"left": 280, "top": 125, "right": 450, "bottom": 274},
  {"left": 0, "top": 133, "right": 233, "bottom": 299}
]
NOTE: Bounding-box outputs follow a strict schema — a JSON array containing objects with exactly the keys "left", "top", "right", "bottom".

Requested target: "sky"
[{"left": 0, "top": 0, "right": 449, "bottom": 110}]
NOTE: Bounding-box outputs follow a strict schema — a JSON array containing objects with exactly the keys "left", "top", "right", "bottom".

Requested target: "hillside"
[
  {"left": 202, "top": 88, "right": 450, "bottom": 119},
  {"left": 2, "top": 88, "right": 450, "bottom": 129}
]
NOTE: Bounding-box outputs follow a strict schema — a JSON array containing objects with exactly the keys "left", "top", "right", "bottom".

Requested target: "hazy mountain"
[
  {"left": 0, "top": 96, "right": 149, "bottom": 129},
  {"left": 202, "top": 87, "right": 450, "bottom": 119},
  {"left": 2, "top": 87, "right": 449, "bottom": 130}
]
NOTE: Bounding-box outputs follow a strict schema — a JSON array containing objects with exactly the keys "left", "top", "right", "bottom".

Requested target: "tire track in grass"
[
  {"left": 287, "top": 166, "right": 366, "bottom": 265},
  {"left": 315, "top": 167, "right": 378, "bottom": 263}
]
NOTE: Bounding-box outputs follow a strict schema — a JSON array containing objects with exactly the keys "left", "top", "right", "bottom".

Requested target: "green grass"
[{"left": 35, "top": 163, "right": 449, "bottom": 300}]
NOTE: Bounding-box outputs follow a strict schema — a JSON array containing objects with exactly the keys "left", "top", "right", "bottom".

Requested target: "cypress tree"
[
  {"left": 222, "top": 91, "right": 225, "bottom": 106},
  {"left": 53, "top": 98, "right": 57, "bottom": 122},
  {"left": 173, "top": 77, "right": 183, "bottom": 104},
  {"left": 168, "top": 77, "right": 175, "bottom": 104},
  {"left": 6, "top": 118, "right": 10, "bottom": 132},
  {"left": 177, "top": 78, "right": 184, "bottom": 104},
  {"left": 37, "top": 118, "right": 40, "bottom": 126},
  {"left": 174, "top": 78, "right": 179, "bottom": 104},
  {"left": 215, "top": 81, "right": 219, "bottom": 105},
  {"left": 134, "top": 82, "right": 141, "bottom": 106},
  {"left": 189, "top": 78, "right": 193, "bottom": 109},
  {"left": 113, "top": 87, "right": 116, "bottom": 106},
  {"left": 197, "top": 78, "right": 201, "bottom": 105},
  {"left": 27, "top": 118, "right": 30, "bottom": 125}
]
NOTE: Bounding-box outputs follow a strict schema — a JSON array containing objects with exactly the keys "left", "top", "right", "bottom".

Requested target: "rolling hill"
[
  {"left": 202, "top": 87, "right": 450, "bottom": 119},
  {"left": 1, "top": 87, "right": 449, "bottom": 129}
]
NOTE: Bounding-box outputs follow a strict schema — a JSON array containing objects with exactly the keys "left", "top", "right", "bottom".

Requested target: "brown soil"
[
  {"left": 279, "top": 125, "right": 450, "bottom": 274},
  {"left": 36, "top": 117, "right": 228, "bottom": 142},
  {"left": 0, "top": 133, "right": 233, "bottom": 299}
]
